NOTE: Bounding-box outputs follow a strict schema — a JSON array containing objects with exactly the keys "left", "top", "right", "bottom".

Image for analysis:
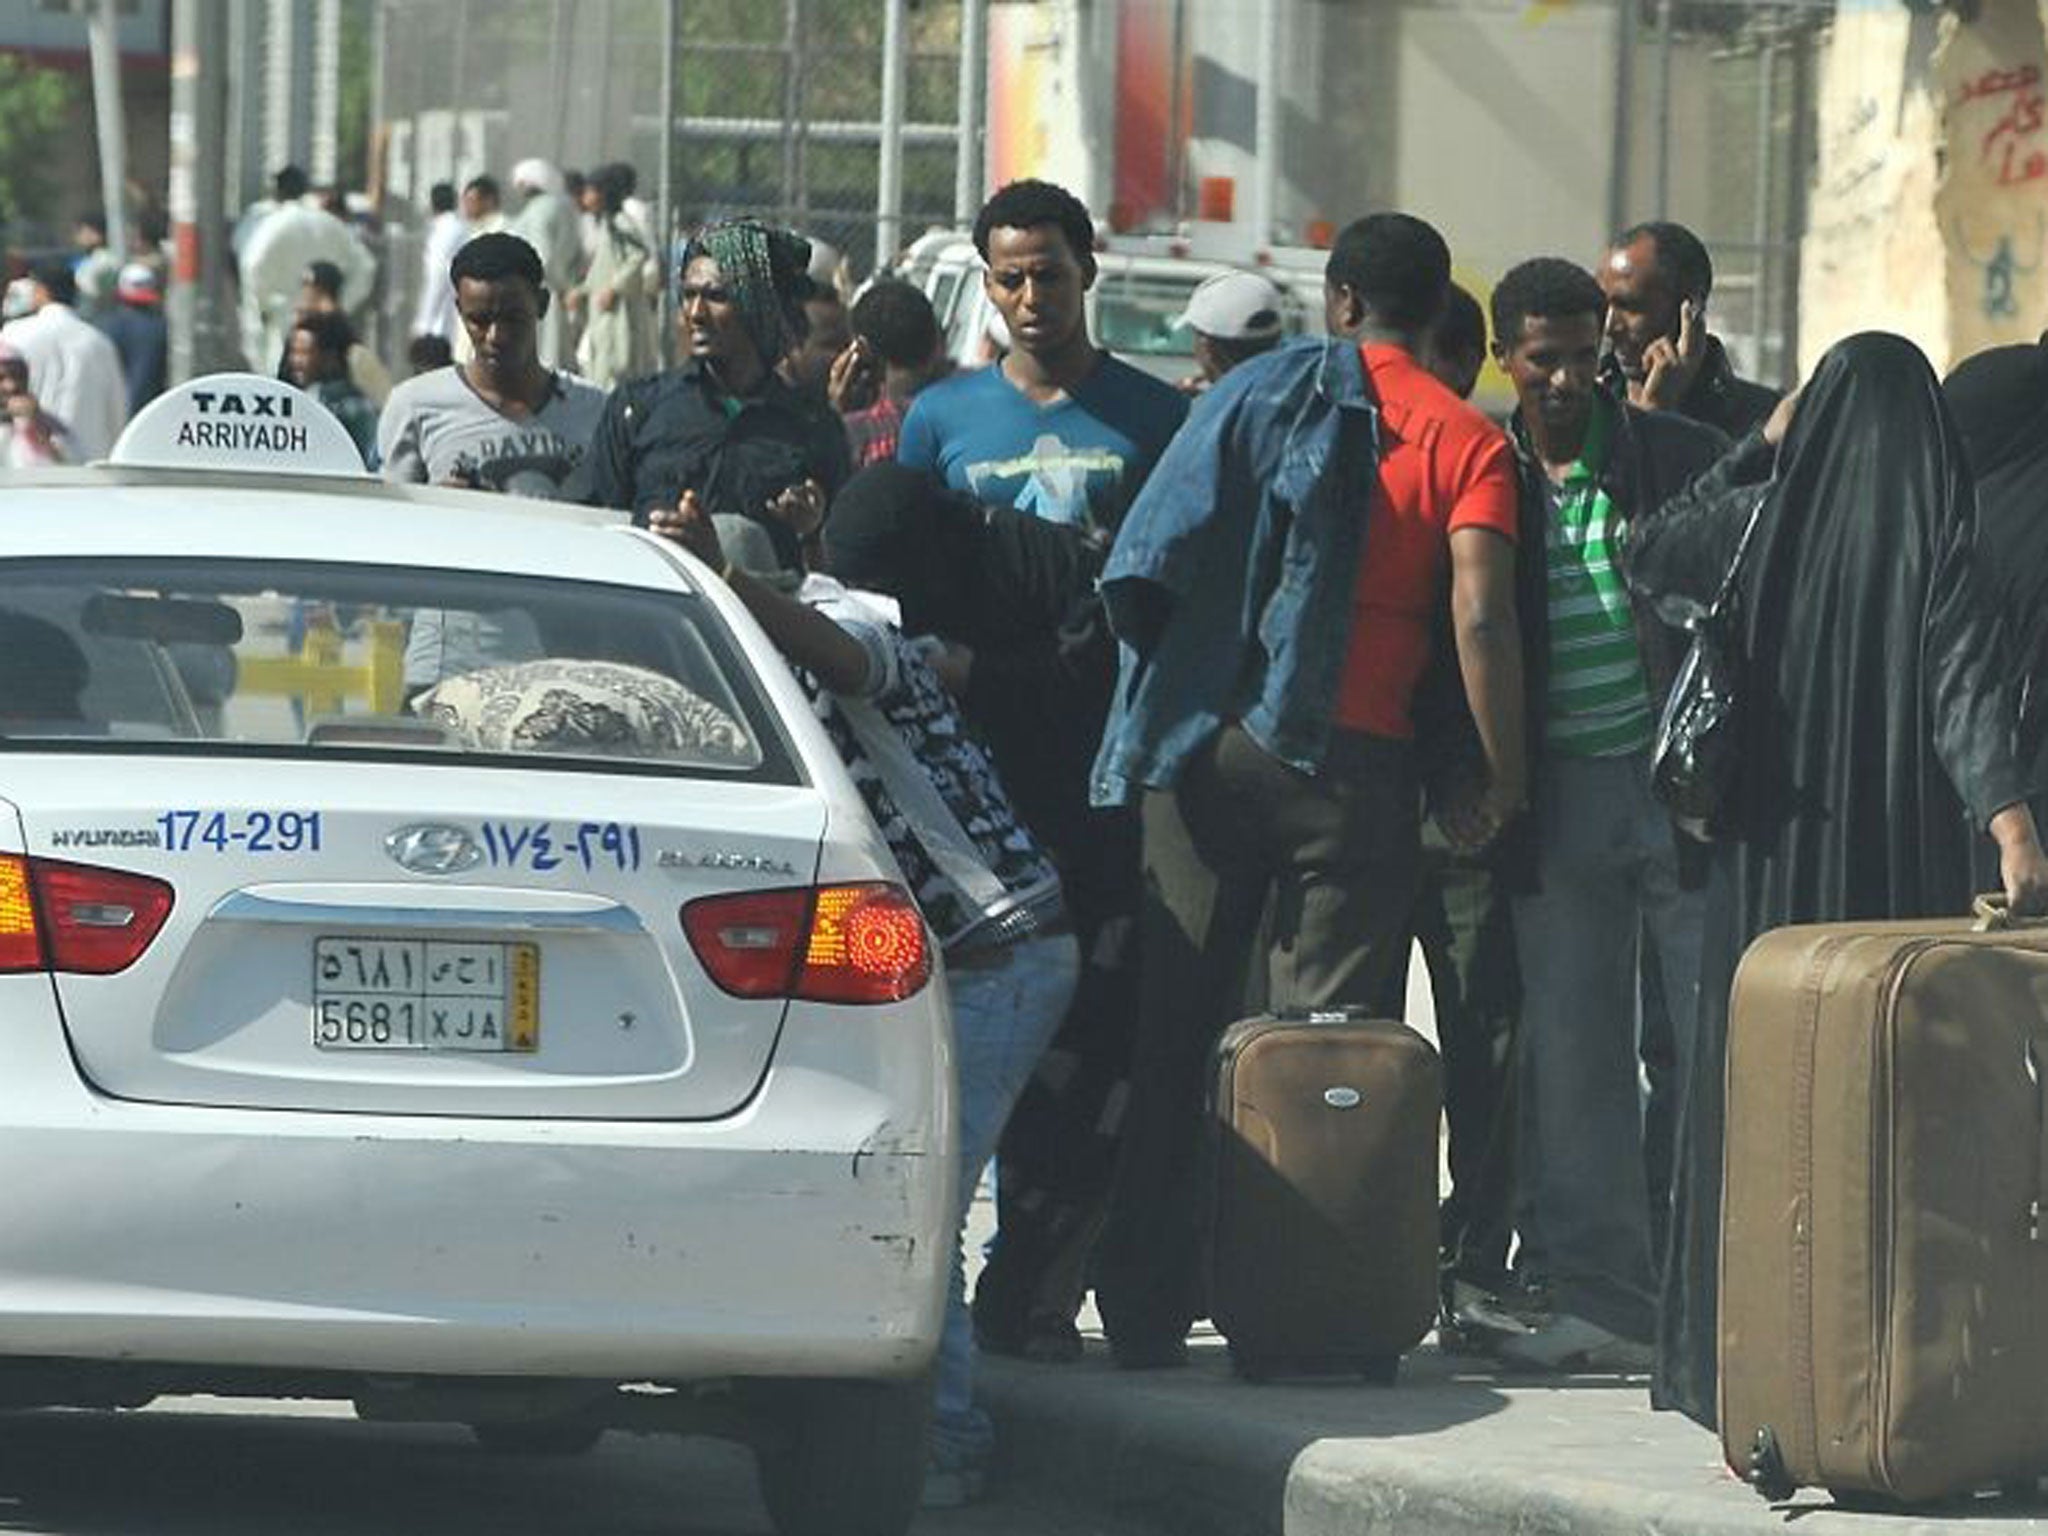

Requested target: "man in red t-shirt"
[{"left": 1094, "top": 214, "right": 1526, "bottom": 1367}]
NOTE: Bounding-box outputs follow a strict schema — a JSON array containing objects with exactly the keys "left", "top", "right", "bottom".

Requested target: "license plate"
[{"left": 312, "top": 937, "right": 539, "bottom": 1052}]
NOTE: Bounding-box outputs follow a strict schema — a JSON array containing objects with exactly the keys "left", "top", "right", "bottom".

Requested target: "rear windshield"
[{"left": 0, "top": 557, "right": 798, "bottom": 782}]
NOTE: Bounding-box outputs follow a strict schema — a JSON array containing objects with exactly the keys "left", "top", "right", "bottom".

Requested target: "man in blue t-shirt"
[
  {"left": 897, "top": 179, "right": 1186, "bottom": 539},
  {"left": 898, "top": 178, "right": 1184, "bottom": 1374}
]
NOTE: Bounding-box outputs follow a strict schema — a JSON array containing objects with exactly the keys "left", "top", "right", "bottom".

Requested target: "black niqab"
[{"left": 1626, "top": 331, "right": 2032, "bottom": 1427}]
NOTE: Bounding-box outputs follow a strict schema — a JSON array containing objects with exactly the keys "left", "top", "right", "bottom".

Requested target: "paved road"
[{"left": 0, "top": 1396, "right": 1130, "bottom": 1536}]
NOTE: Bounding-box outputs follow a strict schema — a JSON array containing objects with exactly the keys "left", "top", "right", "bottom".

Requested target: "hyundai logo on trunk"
[{"left": 385, "top": 823, "right": 482, "bottom": 875}]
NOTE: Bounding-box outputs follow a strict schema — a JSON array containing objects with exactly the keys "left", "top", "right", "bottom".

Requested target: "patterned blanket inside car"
[{"left": 413, "top": 658, "right": 756, "bottom": 766}]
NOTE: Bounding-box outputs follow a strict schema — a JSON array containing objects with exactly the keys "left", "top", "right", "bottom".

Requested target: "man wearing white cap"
[{"left": 1175, "top": 269, "right": 1286, "bottom": 395}]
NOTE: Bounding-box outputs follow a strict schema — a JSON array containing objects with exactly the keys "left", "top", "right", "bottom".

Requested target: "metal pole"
[
  {"left": 1749, "top": 35, "right": 1778, "bottom": 379},
  {"left": 791, "top": 0, "right": 811, "bottom": 227},
  {"left": 1251, "top": 0, "right": 1282, "bottom": 242},
  {"left": 1783, "top": 26, "right": 1813, "bottom": 383},
  {"left": 875, "top": 0, "right": 907, "bottom": 270},
  {"left": 658, "top": 0, "right": 679, "bottom": 365},
  {"left": 83, "top": 0, "right": 129, "bottom": 261},
  {"left": 548, "top": 0, "right": 571, "bottom": 162},
  {"left": 1167, "top": 0, "right": 1188, "bottom": 224},
  {"left": 224, "top": 0, "right": 260, "bottom": 209},
  {"left": 1654, "top": 0, "right": 1674, "bottom": 217},
  {"left": 953, "top": 0, "right": 986, "bottom": 223},
  {"left": 780, "top": 0, "right": 801, "bottom": 222},
  {"left": 170, "top": 0, "right": 234, "bottom": 381},
  {"left": 310, "top": 0, "right": 340, "bottom": 185},
  {"left": 1607, "top": 0, "right": 1636, "bottom": 241}
]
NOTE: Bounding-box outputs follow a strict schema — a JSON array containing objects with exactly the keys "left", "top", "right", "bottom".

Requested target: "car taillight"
[
  {"left": 681, "top": 888, "right": 811, "bottom": 999},
  {"left": 0, "top": 853, "right": 174, "bottom": 976},
  {"left": 0, "top": 855, "right": 42, "bottom": 972},
  {"left": 682, "top": 882, "right": 930, "bottom": 1006},
  {"left": 799, "top": 883, "right": 930, "bottom": 1004}
]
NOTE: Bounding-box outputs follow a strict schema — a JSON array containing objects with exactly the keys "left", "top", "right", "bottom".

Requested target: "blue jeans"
[
  {"left": 930, "top": 928, "right": 1080, "bottom": 1467},
  {"left": 1512, "top": 752, "right": 1703, "bottom": 1342}
]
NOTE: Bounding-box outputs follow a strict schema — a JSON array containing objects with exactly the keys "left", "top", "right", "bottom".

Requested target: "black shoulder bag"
[{"left": 1648, "top": 489, "right": 1770, "bottom": 837}]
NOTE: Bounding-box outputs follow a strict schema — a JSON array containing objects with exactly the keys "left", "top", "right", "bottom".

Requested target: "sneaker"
[
  {"left": 1440, "top": 1277, "right": 1540, "bottom": 1351},
  {"left": 921, "top": 1450, "right": 988, "bottom": 1509},
  {"left": 1493, "top": 1311, "right": 1654, "bottom": 1373}
]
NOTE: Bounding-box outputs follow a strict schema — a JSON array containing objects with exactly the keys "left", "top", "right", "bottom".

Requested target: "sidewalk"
[
  {"left": 964, "top": 954, "right": 2048, "bottom": 1535},
  {"left": 977, "top": 1334, "right": 2048, "bottom": 1536}
]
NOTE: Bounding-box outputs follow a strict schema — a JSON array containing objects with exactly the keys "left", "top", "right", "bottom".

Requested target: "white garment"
[
  {"left": 231, "top": 197, "right": 278, "bottom": 262},
  {"left": 620, "top": 197, "right": 657, "bottom": 257},
  {"left": 236, "top": 203, "right": 375, "bottom": 371},
  {"left": 413, "top": 210, "right": 468, "bottom": 340},
  {"left": 511, "top": 191, "right": 586, "bottom": 369},
  {"left": 2, "top": 303, "right": 127, "bottom": 461}
]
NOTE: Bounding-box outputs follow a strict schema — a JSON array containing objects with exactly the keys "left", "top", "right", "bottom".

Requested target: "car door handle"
[{"left": 209, "top": 885, "right": 646, "bottom": 934}]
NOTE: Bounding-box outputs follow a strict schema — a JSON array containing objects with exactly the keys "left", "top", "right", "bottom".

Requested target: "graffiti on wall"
[
  {"left": 1955, "top": 64, "right": 2048, "bottom": 189},
  {"left": 1954, "top": 214, "right": 2046, "bottom": 319}
]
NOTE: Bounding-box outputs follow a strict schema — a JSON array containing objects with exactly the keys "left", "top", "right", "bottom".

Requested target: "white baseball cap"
[{"left": 1174, "top": 270, "right": 1287, "bottom": 342}]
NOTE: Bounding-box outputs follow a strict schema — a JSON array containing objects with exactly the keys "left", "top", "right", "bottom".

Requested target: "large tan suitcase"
[
  {"left": 1207, "top": 1008, "right": 1441, "bottom": 1383},
  {"left": 1720, "top": 909, "right": 2048, "bottom": 1505}
]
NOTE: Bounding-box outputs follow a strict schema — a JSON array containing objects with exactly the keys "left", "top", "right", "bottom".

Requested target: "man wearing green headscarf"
[{"left": 585, "top": 218, "right": 850, "bottom": 567}]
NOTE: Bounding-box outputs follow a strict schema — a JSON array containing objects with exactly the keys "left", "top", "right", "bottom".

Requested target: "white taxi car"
[{"left": 0, "top": 377, "right": 952, "bottom": 1536}]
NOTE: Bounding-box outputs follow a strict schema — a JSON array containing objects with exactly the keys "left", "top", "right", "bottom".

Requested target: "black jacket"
[
  {"left": 584, "top": 359, "right": 850, "bottom": 567},
  {"left": 1675, "top": 336, "right": 1781, "bottom": 441},
  {"left": 1496, "top": 395, "right": 1730, "bottom": 890}
]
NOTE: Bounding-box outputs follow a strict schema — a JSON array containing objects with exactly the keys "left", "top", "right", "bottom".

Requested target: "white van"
[{"left": 893, "top": 227, "right": 1330, "bottom": 385}]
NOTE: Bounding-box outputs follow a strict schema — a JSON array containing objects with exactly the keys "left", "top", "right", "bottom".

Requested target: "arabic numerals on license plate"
[
  {"left": 158, "top": 810, "right": 322, "bottom": 853},
  {"left": 314, "top": 995, "right": 420, "bottom": 1047}
]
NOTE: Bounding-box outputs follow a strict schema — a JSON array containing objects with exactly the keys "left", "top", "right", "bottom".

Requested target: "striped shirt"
[{"left": 1543, "top": 403, "right": 1653, "bottom": 757}]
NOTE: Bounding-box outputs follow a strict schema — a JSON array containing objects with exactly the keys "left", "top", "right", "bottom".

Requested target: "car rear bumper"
[{"left": 0, "top": 980, "right": 952, "bottom": 1383}]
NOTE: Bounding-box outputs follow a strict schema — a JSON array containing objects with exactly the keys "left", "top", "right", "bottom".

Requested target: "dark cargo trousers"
[
  {"left": 969, "top": 806, "right": 1141, "bottom": 1353},
  {"left": 1095, "top": 724, "right": 1420, "bottom": 1350},
  {"left": 1374, "top": 820, "right": 1521, "bottom": 1293}
]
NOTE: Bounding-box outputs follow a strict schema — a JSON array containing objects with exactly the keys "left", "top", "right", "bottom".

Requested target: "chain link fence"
[
  {"left": 1637, "top": 0, "right": 1833, "bottom": 388},
  {"left": 372, "top": 0, "right": 973, "bottom": 356}
]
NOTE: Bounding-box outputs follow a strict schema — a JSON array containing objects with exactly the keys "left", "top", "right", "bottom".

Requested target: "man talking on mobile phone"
[
  {"left": 1593, "top": 218, "right": 1781, "bottom": 1277},
  {"left": 1597, "top": 222, "right": 1779, "bottom": 440}
]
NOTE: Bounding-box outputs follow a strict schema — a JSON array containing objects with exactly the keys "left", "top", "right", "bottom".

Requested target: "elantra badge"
[{"left": 384, "top": 823, "right": 482, "bottom": 875}]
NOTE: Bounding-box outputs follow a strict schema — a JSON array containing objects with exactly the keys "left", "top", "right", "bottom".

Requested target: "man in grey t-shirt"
[
  {"left": 378, "top": 231, "right": 607, "bottom": 499},
  {"left": 378, "top": 232, "right": 611, "bottom": 686}
]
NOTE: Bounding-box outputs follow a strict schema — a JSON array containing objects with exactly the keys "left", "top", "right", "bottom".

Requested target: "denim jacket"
[{"left": 1090, "top": 338, "right": 1381, "bottom": 806}]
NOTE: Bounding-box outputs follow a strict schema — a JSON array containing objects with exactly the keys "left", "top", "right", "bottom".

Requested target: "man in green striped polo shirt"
[{"left": 1484, "top": 258, "right": 1729, "bottom": 1373}]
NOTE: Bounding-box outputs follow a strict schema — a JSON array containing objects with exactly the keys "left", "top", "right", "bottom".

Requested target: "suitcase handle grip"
[{"left": 1972, "top": 893, "right": 2048, "bottom": 932}]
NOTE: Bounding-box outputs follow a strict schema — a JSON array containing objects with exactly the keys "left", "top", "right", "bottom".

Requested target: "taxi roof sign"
[{"left": 109, "top": 373, "right": 370, "bottom": 478}]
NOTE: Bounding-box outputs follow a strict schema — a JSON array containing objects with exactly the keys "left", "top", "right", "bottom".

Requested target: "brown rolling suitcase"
[
  {"left": 1720, "top": 904, "right": 2048, "bottom": 1506},
  {"left": 1206, "top": 1008, "right": 1441, "bottom": 1383}
]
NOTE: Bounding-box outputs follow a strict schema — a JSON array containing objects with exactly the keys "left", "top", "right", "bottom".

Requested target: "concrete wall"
[
  {"left": 1802, "top": 0, "right": 2048, "bottom": 374},
  {"left": 1174, "top": 2, "right": 1724, "bottom": 295}
]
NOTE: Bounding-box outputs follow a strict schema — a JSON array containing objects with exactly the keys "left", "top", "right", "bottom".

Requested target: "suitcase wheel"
[{"left": 1745, "top": 1426, "right": 1797, "bottom": 1503}]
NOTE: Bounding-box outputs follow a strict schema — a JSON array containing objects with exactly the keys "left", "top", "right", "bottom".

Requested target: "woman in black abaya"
[
  {"left": 1624, "top": 331, "right": 2048, "bottom": 1428},
  {"left": 1946, "top": 332, "right": 2048, "bottom": 827}
]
